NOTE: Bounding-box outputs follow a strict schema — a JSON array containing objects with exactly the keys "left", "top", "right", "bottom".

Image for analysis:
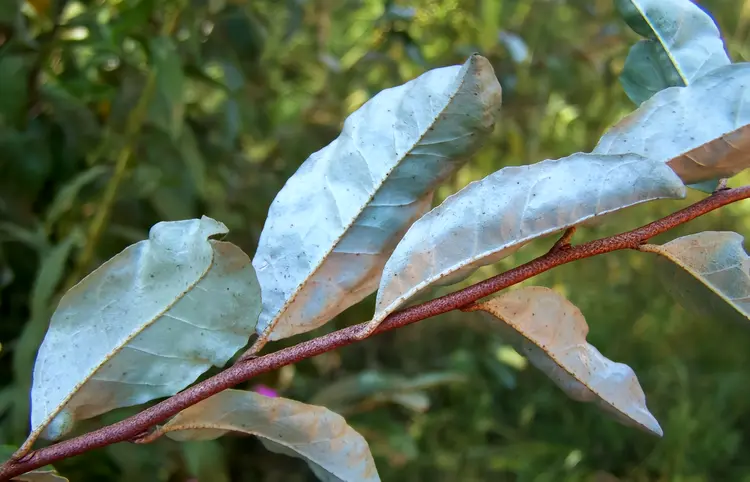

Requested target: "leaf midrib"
[
  {"left": 375, "top": 159, "right": 680, "bottom": 322},
  {"left": 262, "top": 63, "right": 472, "bottom": 336},
  {"left": 631, "top": 0, "right": 689, "bottom": 85},
  {"left": 32, "top": 247, "right": 218, "bottom": 439}
]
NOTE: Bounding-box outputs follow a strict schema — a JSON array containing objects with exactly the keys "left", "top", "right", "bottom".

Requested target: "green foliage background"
[{"left": 2, "top": 0, "right": 750, "bottom": 480}]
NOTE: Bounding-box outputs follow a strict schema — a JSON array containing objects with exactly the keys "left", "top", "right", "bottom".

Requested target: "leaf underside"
[
  {"left": 615, "top": 0, "right": 730, "bottom": 106},
  {"left": 370, "top": 152, "right": 686, "bottom": 327},
  {"left": 470, "top": 287, "right": 663, "bottom": 436},
  {"left": 310, "top": 370, "right": 466, "bottom": 413},
  {"left": 646, "top": 231, "right": 750, "bottom": 326},
  {"left": 252, "top": 54, "right": 503, "bottom": 342},
  {"left": 163, "top": 389, "right": 380, "bottom": 482},
  {"left": 595, "top": 63, "right": 750, "bottom": 185},
  {"left": 29, "top": 217, "right": 261, "bottom": 444}
]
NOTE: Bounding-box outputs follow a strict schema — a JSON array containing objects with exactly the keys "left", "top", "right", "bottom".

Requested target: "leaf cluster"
[{"left": 2, "top": 0, "right": 750, "bottom": 481}]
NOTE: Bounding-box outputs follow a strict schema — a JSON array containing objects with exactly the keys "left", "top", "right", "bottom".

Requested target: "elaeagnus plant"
[{"left": 3, "top": 0, "right": 750, "bottom": 480}]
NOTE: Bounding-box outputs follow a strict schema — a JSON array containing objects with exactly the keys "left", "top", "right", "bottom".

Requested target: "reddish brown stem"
[
  {"left": 1, "top": 185, "right": 749, "bottom": 480},
  {"left": 549, "top": 226, "right": 577, "bottom": 253}
]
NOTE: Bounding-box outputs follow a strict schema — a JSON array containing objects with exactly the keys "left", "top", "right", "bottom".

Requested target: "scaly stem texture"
[{"left": 2, "top": 185, "right": 748, "bottom": 480}]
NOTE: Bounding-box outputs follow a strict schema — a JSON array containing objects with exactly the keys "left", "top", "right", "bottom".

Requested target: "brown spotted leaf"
[
  {"left": 469, "top": 287, "right": 662, "bottom": 436},
  {"left": 163, "top": 389, "right": 380, "bottom": 482},
  {"left": 664, "top": 125, "right": 750, "bottom": 187},
  {"left": 252, "top": 54, "right": 502, "bottom": 345}
]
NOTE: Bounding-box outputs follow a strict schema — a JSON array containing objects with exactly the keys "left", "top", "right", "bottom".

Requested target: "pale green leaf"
[
  {"left": 149, "top": 36, "right": 185, "bottom": 139},
  {"left": 368, "top": 153, "right": 685, "bottom": 330},
  {"left": 164, "top": 389, "right": 380, "bottom": 482},
  {"left": 688, "top": 179, "right": 721, "bottom": 194},
  {"left": 643, "top": 231, "right": 750, "bottom": 325},
  {"left": 30, "top": 235, "right": 82, "bottom": 319},
  {"left": 28, "top": 217, "right": 260, "bottom": 445},
  {"left": 615, "top": 0, "right": 733, "bottom": 191},
  {"left": 0, "top": 445, "right": 68, "bottom": 481},
  {"left": 616, "top": 0, "right": 730, "bottom": 105},
  {"left": 0, "top": 223, "right": 46, "bottom": 251},
  {"left": 13, "top": 231, "right": 83, "bottom": 389},
  {"left": 41, "top": 83, "right": 102, "bottom": 155},
  {"left": 177, "top": 125, "right": 207, "bottom": 198},
  {"left": 469, "top": 287, "right": 662, "bottom": 436},
  {"left": 388, "top": 392, "right": 431, "bottom": 413},
  {"left": 45, "top": 166, "right": 108, "bottom": 226},
  {"left": 0, "top": 54, "right": 31, "bottom": 127},
  {"left": 311, "top": 370, "right": 465, "bottom": 413},
  {"left": 498, "top": 32, "right": 529, "bottom": 64},
  {"left": 594, "top": 63, "right": 750, "bottom": 185},
  {"left": 253, "top": 54, "right": 502, "bottom": 343}
]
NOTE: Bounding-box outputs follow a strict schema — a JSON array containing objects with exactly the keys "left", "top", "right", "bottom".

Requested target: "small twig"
[
  {"left": 1, "top": 185, "right": 749, "bottom": 480},
  {"left": 549, "top": 226, "right": 577, "bottom": 253},
  {"left": 128, "top": 428, "right": 165, "bottom": 445},
  {"left": 637, "top": 243, "right": 661, "bottom": 254},
  {"left": 237, "top": 354, "right": 259, "bottom": 363},
  {"left": 7, "top": 452, "right": 33, "bottom": 465},
  {"left": 237, "top": 337, "right": 266, "bottom": 362}
]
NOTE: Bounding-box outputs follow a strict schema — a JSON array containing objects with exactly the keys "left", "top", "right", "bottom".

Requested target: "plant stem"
[
  {"left": 2, "top": 185, "right": 749, "bottom": 480},
  {"left": 549, "top": 226, "right": 577, "bottom": 253}
]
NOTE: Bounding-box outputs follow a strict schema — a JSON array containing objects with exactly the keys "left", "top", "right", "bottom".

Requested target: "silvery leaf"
[
  {"left": 366, "top": 153, "right": 685, "bottom": 332},
  {"left": 164, "top": 389, "right": 379, "bottom": 482},
  {"left": 615, "top": 0, "right": 730, "bottom": 105},
  {"left": 468, "top": 287, "right": 662, "bottom": 436},
  {"left": 27, "top": 217, "right": 260, "bottom": 447},
  {"left": 595, "top": 63, "right": 750, "bottom": 185},
  {"left": 252, "top": 54, "right": 502, "bottom": 344},
  {"left": 643, "top": 231, "right": 750, "bottom": 325}
]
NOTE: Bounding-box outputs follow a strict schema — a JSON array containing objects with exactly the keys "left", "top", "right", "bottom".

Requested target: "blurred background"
[{"left": 2, "top": 0, "right": 750, "bottom": 480}]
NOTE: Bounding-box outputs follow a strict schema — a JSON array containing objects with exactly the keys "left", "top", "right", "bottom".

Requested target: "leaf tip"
[
  {"left": 461, "top": 53, "right": 502, "bottom": 105},
  {"left": 651, "top": 421, "right": 664, "bottom": 438},
  {"left": 636, "top": 406, "right": 664, "bottom": 437}
]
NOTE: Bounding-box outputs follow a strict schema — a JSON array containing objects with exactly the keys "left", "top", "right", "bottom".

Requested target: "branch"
[
  {"left": 2, "top": 185, "right": 749, "bottom": 480},
  {"left": 548, "top": 226, "right": 577, "bottom": 253}
]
